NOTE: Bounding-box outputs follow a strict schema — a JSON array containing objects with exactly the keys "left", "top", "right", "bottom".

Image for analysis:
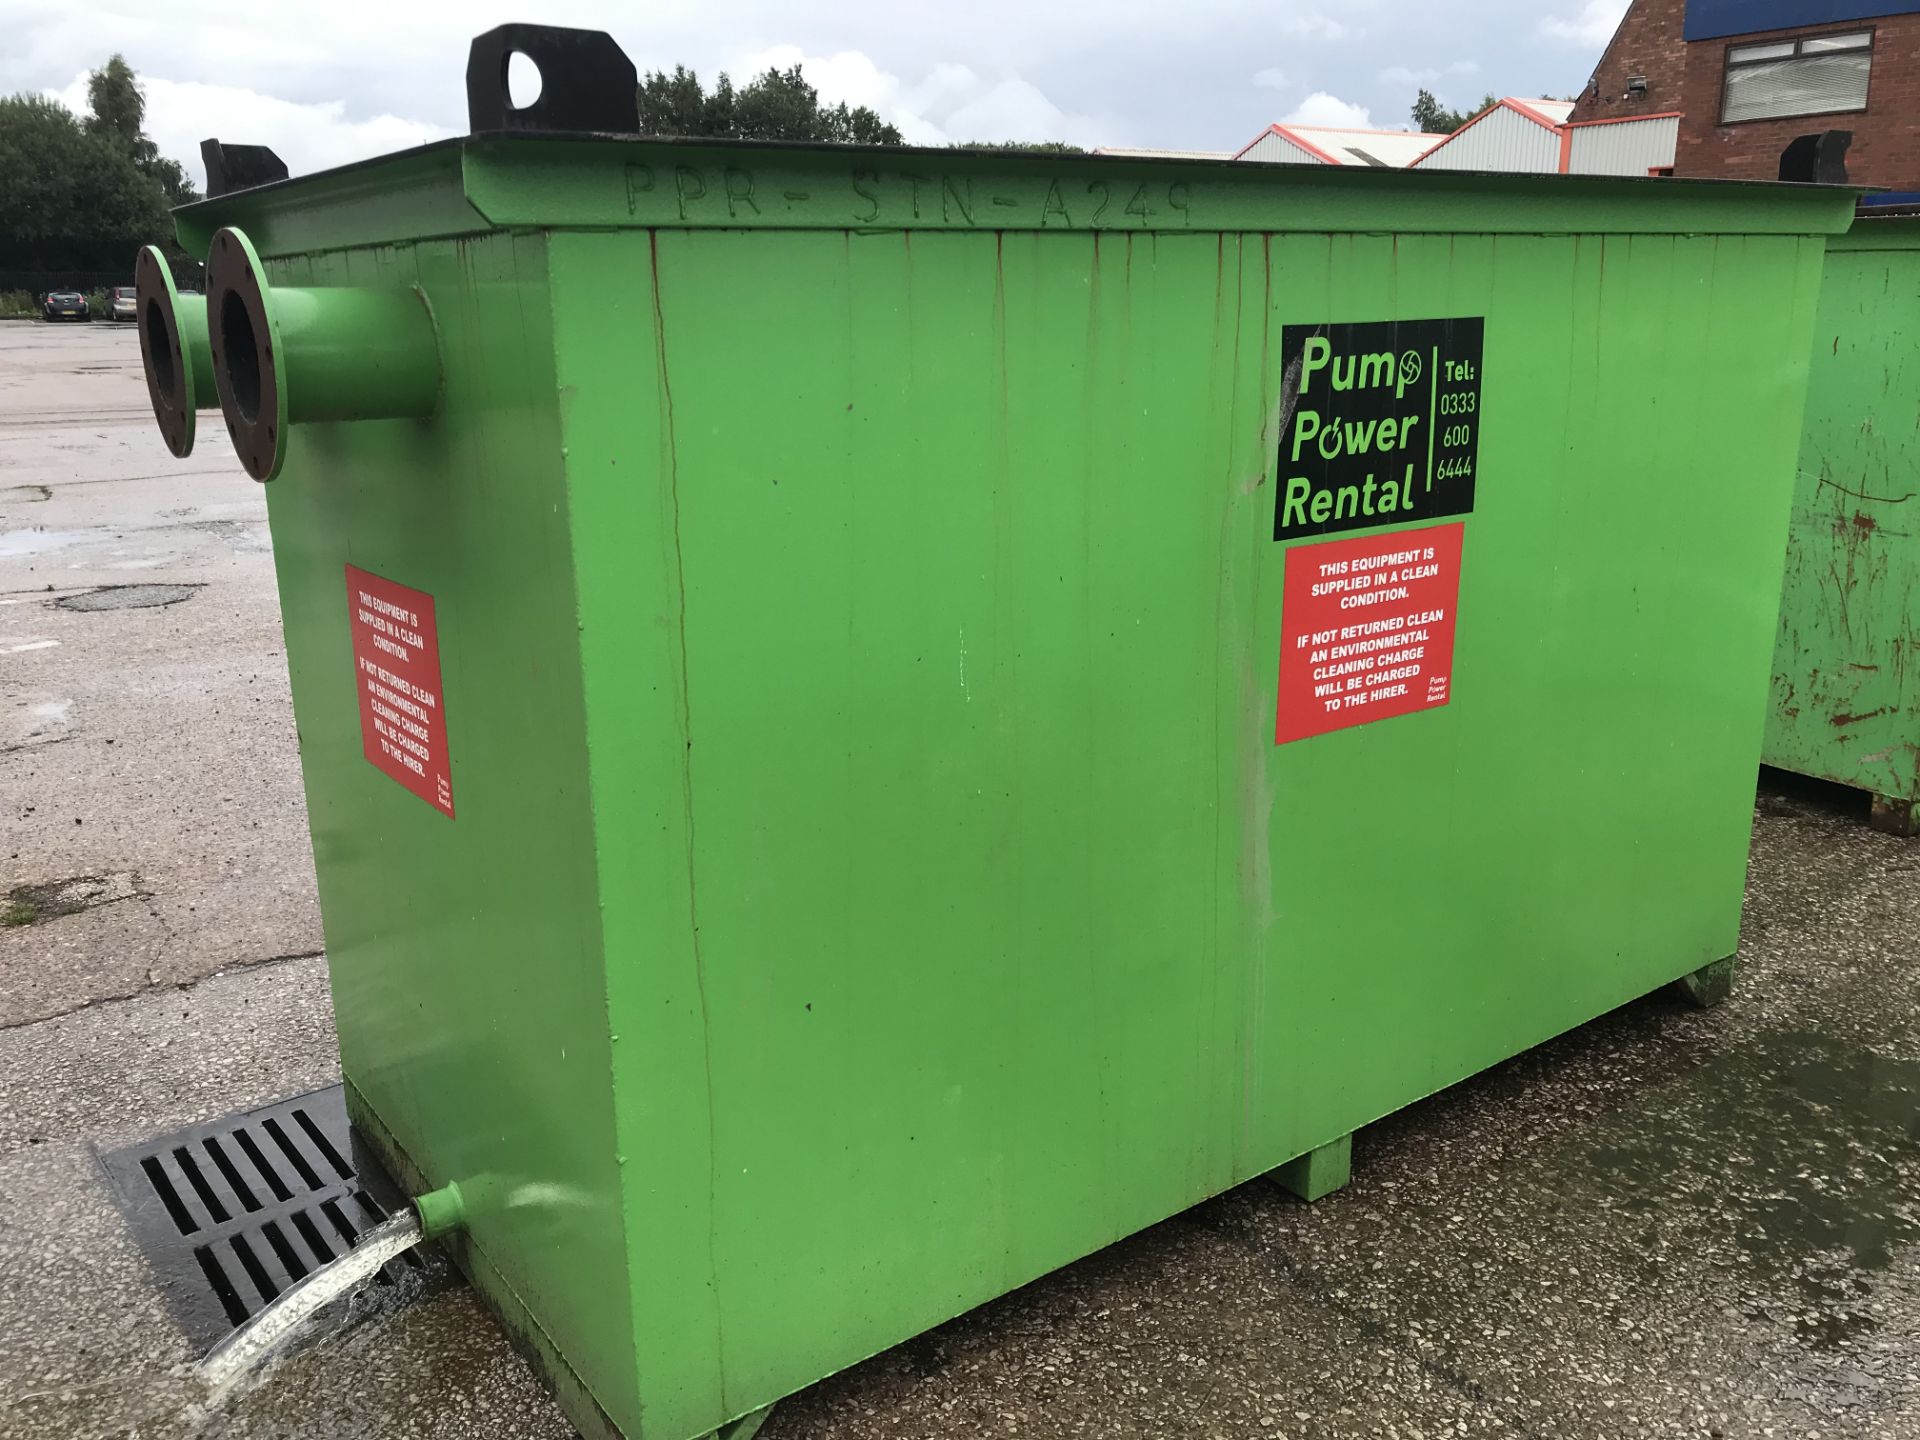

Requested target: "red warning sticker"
[
  {"left": 1275, "top": 523, "right": 1464, "bottom": 745},
  {"left": 346, "top": 564, "right": 453, "bottom": 817}
]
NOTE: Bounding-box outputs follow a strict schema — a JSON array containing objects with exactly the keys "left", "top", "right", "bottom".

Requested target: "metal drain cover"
[
  {"left": 98, "top": 1084, "right": 450, "bottom": 1348},
  {"left": 55, "top": 583, "right": 200, "bottom": 612}
]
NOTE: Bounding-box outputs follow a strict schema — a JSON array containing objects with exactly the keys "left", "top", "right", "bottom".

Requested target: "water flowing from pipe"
[{"left": 196, "top": 1209, "right": 424, "bottom": 1402}]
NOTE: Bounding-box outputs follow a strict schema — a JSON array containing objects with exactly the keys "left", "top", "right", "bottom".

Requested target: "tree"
[
  {"left": 84, "top": 54, "right": 196, "bottom": 205},
  {"left": 0, "top": 95, "right": 168, "bottom": 269},
  {"left": 637, "top": 63, "right": 904, "bottom": 145},
  {"left": 0, "top": 56, "right": 196, "bottom": 273},
  {"left": 825, "top": 99, "right": 905, "bottom": 147},
  {"left": 636, "top": 65, "right": 711, "bottom": 137},
  {"left": 85, "top": 55, "right": 144, "bottom": 151},
  {"left": 1411, "top": 89, "right": 1500, "bottom": 134}
]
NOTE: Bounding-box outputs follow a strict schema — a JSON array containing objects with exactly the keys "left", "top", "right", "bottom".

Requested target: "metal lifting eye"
[{"left": 464, "top": 23, "right": 638, "bottom": 134}]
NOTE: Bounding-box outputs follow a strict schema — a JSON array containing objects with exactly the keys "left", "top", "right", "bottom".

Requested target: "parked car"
[
  {"left": 108, "top": 285, "right": 137, "bottom": 322},
  {"left": 42, "top": 291, "right": 89, "bottom": 322}
]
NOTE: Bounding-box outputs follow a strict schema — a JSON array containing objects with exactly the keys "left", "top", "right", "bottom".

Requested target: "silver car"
[{"left": 109, "top": 285, "right": 137, "bottom": 322}]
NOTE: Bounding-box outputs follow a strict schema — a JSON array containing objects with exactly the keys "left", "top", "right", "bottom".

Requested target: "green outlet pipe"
[
  {"left": 134, "top": 245, "right": 217, "bottom": 458},
  {"left": 412, "top": 1180, "right": 467, "bottom": 1240},
  {"left": 205, "top": 225, "right": 442, "bottom": 481}
]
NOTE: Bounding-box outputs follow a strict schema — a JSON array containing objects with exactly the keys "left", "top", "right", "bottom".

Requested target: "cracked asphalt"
[
  {"left": 3, "top": 321, "right": 1919, "bottom": 1439},
  {"left": 0, "top": 320, "right": 322, "bottom": 1029}
]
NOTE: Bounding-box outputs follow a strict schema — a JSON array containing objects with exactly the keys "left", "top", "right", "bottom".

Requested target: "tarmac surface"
[{"left": 3, "top": 319, "right": 1919, "bottom": 1438}]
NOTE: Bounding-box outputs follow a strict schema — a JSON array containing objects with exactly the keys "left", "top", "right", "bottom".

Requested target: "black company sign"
[{"left": 1273, "top": 316, "right": 1484, "bottom": 542}]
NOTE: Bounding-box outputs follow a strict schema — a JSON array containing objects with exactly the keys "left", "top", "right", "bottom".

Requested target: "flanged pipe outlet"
[
  {"left": 134, "top": 246, "right": 216, "bottom": 458},
  {"left": 205, "top": 226, "right": 443, "bottom": 482},
  {"left": 412, "top": 1181, "right": 467, "bottom": 1241}
]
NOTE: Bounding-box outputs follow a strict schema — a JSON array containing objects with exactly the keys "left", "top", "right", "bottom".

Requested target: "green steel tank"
[
  {"left": 1766, "top": 208, "right": 1920, "bottom": 834},
  {"left": 131, "top": 24, "right": 1853, "bottom": 1440}
]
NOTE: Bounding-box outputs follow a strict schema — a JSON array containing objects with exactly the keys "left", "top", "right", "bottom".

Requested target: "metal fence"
[{"left": 0, "top": 261, "right": 204, "bottom": 297}]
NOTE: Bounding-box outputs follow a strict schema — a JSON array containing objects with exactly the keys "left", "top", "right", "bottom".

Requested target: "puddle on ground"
[
  {"left": 0, "top": 527, "right": 100, "bottom": 558},
  {"left": 1578, "top": 1030, "right": 1920, "bottom": 1350},
  {"left": 54, "top": 583, "right": 201, "bottom": 612},
  {"left": 0, "top": 526, "right": 175, "bottom": 569},
  {"left": 4, "top": 1257, "right": 444, "bottom": 1438},
  {"left": 1, "top": 693, "right": 72, "bottom": 751}
]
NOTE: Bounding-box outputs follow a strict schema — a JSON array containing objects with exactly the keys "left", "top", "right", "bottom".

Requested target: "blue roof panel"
[{"left": 1685, "top": 0, "right": 1919, "bottom": 40}]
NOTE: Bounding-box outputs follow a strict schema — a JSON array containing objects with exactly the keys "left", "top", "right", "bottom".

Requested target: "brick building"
[{"left": 1570, "top": 0, "right": 1920, "bottom": 186}]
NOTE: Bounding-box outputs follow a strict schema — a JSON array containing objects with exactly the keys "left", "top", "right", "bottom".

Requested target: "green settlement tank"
[
  {"left": 139, "top": 29, "right": 1850, "bottom": 1439},
  {"left": 1767, "top": 211, "right": 1920, "bottom": 833}
]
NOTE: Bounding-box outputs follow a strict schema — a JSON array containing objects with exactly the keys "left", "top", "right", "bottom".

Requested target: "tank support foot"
[
  {"left": 1676, "top": 955, "right": 1736, "bottom": 1009},
  {"left": 1870, "top": 794, "right": 1918, "bottom": 836},
  {"left": 708, "top": 1406, "right": 774, "bottom": 1440},
  {"left": 1272, "top": 1132, "right": 1352, "bottom": 1202}
]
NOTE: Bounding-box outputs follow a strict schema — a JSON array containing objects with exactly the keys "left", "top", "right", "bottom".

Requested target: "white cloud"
[
  {"left": 944, "top": 77, "right": 1108, "bottom": 148},
  {"left": 1378, "top": 61, "right": 1480, "bottom": 87},
  {"left": 1283, "top": 93, "right": 1374, "bottom": 128},
  {"left": 48, "top": 72, "right": 454, "bottom": 180},
  {"left": 0, "top": 2, "right": 1581, "bottom": 179},
  {"left": 1281, "top": 13, "right": 1357, "bottom": 41},
  {"left": 733, "top": 43, "right": 945, "bottom": 144},
  {"left": 35, "top": 33, "right": 1117, "bottom": 181},
  {"left": 733, "top": 43, "right": 1112, "bottom": 148},
  {"left": 1540, "top": 0, "right": 1629, "bottom": 46}
]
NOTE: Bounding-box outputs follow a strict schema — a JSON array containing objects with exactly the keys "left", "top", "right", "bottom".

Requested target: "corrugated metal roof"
[
  {"left": 1233, "top": 124, "right": 1443, "bottom": 168},
  {"left": 1411, "top": 106, "right": 1563, "bottom": 173},
  {"left": 1236, "top": 129, "right": 1337, "bottom": 166},
  {"left": 1091, "top": 147, "right": 1234, "bottom": 160},
  {"left": 1288, "top": 128, "right": 1442, "bottom": 168},
  {"left": 1566, "top": 116, "right": 1680, "bottom": 176},
  {"left": 1406, "top": 97, "right": 1664, "bottom": 175},
  {"left": 1514, "top": 99, "right": 1576, "bottom": 125}
]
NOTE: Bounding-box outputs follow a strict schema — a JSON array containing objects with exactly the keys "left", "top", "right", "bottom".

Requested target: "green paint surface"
[
  {"left": 187, "top": 139, "right": 1848, "bottom": 1440},
  {"left": 1767, "top": 215, "right": 1920, "bottom": 811}
]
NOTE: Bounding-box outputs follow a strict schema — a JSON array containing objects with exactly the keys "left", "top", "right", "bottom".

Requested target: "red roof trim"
[
  {"left": 1408, "top": 100, "right": 1506, "bottom": 165},
  {"left": 1287, "top": 124, "right": 1444, "bottom": 138},
  {"left": 1563, "top": 112, "right": 1684, "bottom": 128},
  {"left": 1409, "top": 98, "right": 1585, "bottom": 168},
  {"left": 1230, "top": 124, "right": 1279, "bottom": 160},
  {"left": 1234, "top": 121, "right": 1436, "bottom": 166},
  {"left": 1231, "top": 124, "right": 1276, "bottom": 160},
  {"left": 1233, "top": 124, "right": 1343, "bottom": 162},
  {"left": 1271, "top": 126, "right": 1346, "bottom": 165},
  {"left": 1502, "top": 97, "right": 1568, "bottom": 130}
]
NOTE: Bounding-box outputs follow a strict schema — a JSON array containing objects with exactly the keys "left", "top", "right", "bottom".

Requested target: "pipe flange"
[
  {"left": 134, "top": 246, "right": 196, "bottom": 459},
  {"left": 206, "top": 227, "right": 289, "bottom": 483}
]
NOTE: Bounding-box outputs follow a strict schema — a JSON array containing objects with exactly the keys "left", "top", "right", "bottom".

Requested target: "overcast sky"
[{"left": 5, "top": 0, "right": 1627, "bottom": 180}]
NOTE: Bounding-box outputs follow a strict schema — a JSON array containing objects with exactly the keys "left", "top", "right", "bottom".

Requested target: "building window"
[{"left": 1722, "top": 31, "right": 1872, "bottom": 124}]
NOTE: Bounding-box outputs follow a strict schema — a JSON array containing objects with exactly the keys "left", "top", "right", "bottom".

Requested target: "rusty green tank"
[{"left": 1766, "top": 210, "right": 1920, "bottom": 833}]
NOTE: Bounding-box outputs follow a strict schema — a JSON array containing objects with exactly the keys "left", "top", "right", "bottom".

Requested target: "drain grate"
[{"left": 99, "top": 1084, "right": 448, "bottom": 1348}]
